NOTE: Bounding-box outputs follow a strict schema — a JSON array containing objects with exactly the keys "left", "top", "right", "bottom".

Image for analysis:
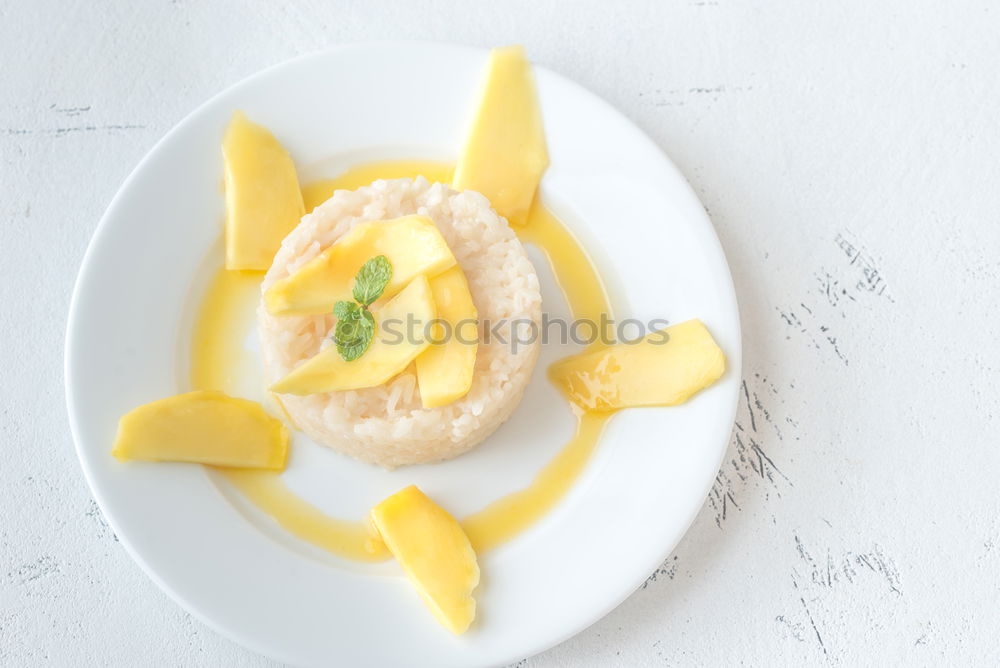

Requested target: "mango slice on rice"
[
  {"left": 265, "top": 215, "right": 455, "bottom": 316},
  {"left": 415, "top": 265, "right": 478, "bottom": 408},
  {"left": 271, "top": 275, "right": 437, "bottom": 395}
]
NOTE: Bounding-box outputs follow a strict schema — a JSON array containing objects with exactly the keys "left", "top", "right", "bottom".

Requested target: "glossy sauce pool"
[{"left": 191, "top": 160, "right": 613, "bottom": 562}]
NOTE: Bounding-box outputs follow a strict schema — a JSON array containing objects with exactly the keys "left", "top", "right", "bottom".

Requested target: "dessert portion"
[
  {"left": 258, "top": 177, "right": 542, "bottom": 469},
  {"left": 108, "top": 45, "right": 730, "bottom": 636}
]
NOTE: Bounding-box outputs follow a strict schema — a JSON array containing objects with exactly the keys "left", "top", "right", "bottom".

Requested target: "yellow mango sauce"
[{"left": 191, "top": 160, "right": 613, "bottom": 561}]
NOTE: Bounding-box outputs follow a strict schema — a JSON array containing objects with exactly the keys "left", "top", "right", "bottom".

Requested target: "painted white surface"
[{"left": 2, "top": 0, "right": 996, "bottom": 665}]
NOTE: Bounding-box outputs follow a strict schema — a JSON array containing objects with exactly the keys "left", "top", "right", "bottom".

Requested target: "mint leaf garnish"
[
  {"left": 333, "top": 306, "right": 373, "bottom": 362},
  {"left": 332, "top": 256, "right": 392, "bottom": 361},
  {"left": 352, "top": 255, "right": 393, "bottom": 306},
  {"left": 334, "top": 317, "right": 373, "bottom": 361},
  {"left": 334, "top": 300, "right": 359, "bottom": 321}
]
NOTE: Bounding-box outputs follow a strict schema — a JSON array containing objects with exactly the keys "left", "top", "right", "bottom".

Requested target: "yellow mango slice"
[
  {"left": 549, "top": 319, "right": 726, "bottom": 412},
  {"left": 112, "top": 390, "right": 288, "bottom": 469},
  {"left": 452, "top": 45, "right": 549, "bottom": 226},
  {"left": 370, "top": 486, "right": 479, "bottom": 634},
  {"left": 264, "top": 215, "right": 455, "bottom": 316},
  {"left": 415, "top": 265, "right": 478, "bottom": 408},
  {"left": 271, "top": 275, "right": 437, "bottom": 395},
  {"left": 223, "top": 112, "right": 305, "bottom": 270}
]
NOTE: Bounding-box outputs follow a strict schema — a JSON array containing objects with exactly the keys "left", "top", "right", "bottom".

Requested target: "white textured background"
[{"left": 3, "top": 0, "right": 998, "bottom": 665}]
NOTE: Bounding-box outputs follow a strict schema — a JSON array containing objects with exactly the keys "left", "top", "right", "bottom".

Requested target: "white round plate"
[{"left": 66, "top": 42, "right": 740, "bottom": 667}]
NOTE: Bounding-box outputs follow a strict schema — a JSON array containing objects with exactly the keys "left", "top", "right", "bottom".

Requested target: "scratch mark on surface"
[
  {"left": 794, "top": 532, "right": 902, "bottom": 595},
  {"left": 641, "top": 555, "right": 680, "bottom": 589},
  {"left": 775, "top": 614, "right": 807, "bottom": 642},
  {"left": 742, "top": 380, "right": 757, "bottom": 432},
  {"left": 793, "top": 576, "right": 829, "bottom": 657},
  {"left": 4, "top": 124, "right": 146, "bottom": 136},
  {"left": 778, "top": 229, "right": 894, "bottom": 367},
  {"left": 752, "top": 441, "right": 789, "bottom": 483},
  {"left": 49, "top": 103, "right": 92, "bottom": 117},
  {"left": 835, "top": 230, "right": 893, "bottom": 301},
  {"left": 709, "top": 374, "right": 795, "bottom": 527},
  {"left": 85, "top": 498, "right": 118, "bottom": 542},
  {"left": 638, "top": 83, "right": 753, "bottom": 107},
  {"left": 8, "top": 556, "right": 60, "bottom": 585}
]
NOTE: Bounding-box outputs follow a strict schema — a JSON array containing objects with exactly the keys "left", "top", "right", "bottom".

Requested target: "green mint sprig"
[
  {"left": 333, "top": 255, "right": 393, "bottom": 361},
  {"left": 352, "top": 254, "right": 393, "bottom": 306}
]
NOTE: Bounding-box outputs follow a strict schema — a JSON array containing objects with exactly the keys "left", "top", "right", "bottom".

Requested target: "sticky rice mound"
[{"left": 258, "top": 177, "right": 542, "bottom": 468}]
